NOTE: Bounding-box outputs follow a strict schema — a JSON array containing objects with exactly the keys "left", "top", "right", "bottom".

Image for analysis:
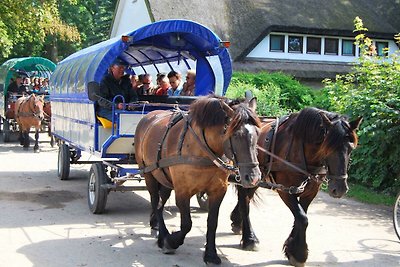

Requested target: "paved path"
[{"left": 0, "top": 134, "right": 399, "bottom": 266}]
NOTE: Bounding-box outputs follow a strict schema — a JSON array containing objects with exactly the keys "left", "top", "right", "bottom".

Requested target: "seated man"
[
  {"left": 7, "top": 73, "right": 28, "bottom": 97},
  {"left": 167, "top": 70, "right": 183, "bottom": 96},
  {"left": 136, "top": 73, "right": 156, "bottom": 95},
  {"left": 97, "top": 58, "right": 138, "bottom": 121}
]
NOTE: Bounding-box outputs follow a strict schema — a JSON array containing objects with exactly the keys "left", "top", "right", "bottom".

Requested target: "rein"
[{"left": 257, "top": 145, "right": 327, "bottom": 194}]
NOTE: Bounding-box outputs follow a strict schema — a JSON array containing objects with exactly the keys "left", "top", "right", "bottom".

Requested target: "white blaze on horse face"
[{"left": 234, "top": 124, "right": 261, "bottom": 188}]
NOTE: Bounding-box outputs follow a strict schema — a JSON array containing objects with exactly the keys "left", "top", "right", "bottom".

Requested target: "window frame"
[
  {"left": 288, "top": 35, "right": 303, "bottom": 53},
  {"left": 269, "top": 34, "right": 285, "bottom": 52},
  {"left": 342, "top": 39, "right": 355, "bottom": 56},
  {"left": 306, "top": 37, "right": 321, "bottom": 54},
  {"left": 376, "top": 41, "right": 389, "bottom": 56},
  {"left": 324, "top": 38, "right": 339, "bottom": 55}
]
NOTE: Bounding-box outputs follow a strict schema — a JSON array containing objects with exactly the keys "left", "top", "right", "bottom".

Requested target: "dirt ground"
[{"left": 0, "top": 133, "right": 399, "bottom": 267}]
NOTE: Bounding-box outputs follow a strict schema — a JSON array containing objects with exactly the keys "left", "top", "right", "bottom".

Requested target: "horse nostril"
[{"left": 245, "top": 174, "right": 250, "bottom": 182}]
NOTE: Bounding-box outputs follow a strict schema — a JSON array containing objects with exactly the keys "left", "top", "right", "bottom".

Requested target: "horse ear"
[
  {"left": 248, "top": 97, "right": 257, "bottom": 113},
  {"left": 320, "top": 112, "right": 333, "bottom": 128},
  {"left": 349, "top": 117, "right": 363, "bottom": 131},
  {"left": 220, "top": 101, "right": 234, "bottom": 117},
  {"left": 244, "top": 90, "right": 253, "bottom": 101}
]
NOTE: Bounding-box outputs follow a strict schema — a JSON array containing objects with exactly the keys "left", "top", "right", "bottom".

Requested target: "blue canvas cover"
[{"left": 50, "top": 19, "right": 232, "bottom": 98}]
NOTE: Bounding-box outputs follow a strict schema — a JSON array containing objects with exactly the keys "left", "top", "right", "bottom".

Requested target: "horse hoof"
[
  {"left": 34, "top": 149, "right": 40, "bottom": 153},
  {"left": 231, "top": 223, "right": 242, "bottom": 235},
  {"left": 204, "top": 253, "right": 222, "bottom": 265},
  {"left": 240, "top": 239, "right": 259, "bottom": 251},
  {"left": 161, "top": 241, "right": 176, "bottom": 254},
  {"left": 288, "top": 255, "right": 305, "bottom": 267}
]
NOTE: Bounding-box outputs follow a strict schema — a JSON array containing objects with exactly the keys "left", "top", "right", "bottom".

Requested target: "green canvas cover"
[{"left": 0, "top": 57, "right": 56, "bottom": 94}]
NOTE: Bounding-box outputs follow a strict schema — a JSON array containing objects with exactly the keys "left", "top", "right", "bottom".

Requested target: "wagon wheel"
[
  {"left": 57, "top": 144, "right": 70, "bottom": 180},
  {"left": 196, "top": 192, "right": 209, "bottom": 211},
  {"left": 88, "top": 163, "right": 108, "bottom": 214},
  {"left": 3, "top": 120, "right": 11, "bottom": 143},
  {"left": 393, "top": 192, "right": 400, "bottom": 240}
]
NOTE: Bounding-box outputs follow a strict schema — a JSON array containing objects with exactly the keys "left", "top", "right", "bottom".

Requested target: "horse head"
[
  {"left": 319, "top": 112, "right": 362, "bottom": 198},
  {"left": 222, "top": 97, "right": 262, "bottom": 188},
  {"left": 190, "top": 96, "right": 262, "bottom": 188},
  {"left": 30, "top": 94, "right": 45, "bottom": 120}
]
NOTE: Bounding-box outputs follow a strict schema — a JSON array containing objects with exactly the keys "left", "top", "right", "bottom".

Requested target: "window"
[
  {"left": 342, "top": 39, "right": 355, "bottom": 56},
  {"left": 376, "top": 41, "right": 389, "bottom": 56},
  {"left": 307, "top": 37, "right": 321, "bottom": 54},
  {"left": 288, "top": 36, "right": 303, "bottom": 53},
  {"left": 270, "top": 34, "right": 284, "bottom": 52},
  {"left": 325, "top": 38, "right": 339, "bottom": 55}
]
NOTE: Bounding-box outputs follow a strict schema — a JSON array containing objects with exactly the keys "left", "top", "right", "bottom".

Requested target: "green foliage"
[
  {"left": 317, "top": 17, "right": 400, "bottom": 194},
  {"left": 0, "top": 0, "right": 117, "bottom": 62},
  {"left": 0, "top": 0, "right": 81, "bottom": 62},
  {"left": 226, "top": 72, "right": 315, "bottom": 116}
]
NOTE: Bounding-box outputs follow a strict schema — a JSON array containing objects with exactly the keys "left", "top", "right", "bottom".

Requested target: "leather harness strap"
[
  {"left": 140, "top": 109, "right": 236, "bottom": 179},
  {"left": 16, "top": 95, "right": 42, "bottom": 118}
]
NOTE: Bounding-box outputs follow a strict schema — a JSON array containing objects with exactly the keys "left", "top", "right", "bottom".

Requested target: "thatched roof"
[{"left": 147, "top": 0, "right": 400, "bottom": 61}]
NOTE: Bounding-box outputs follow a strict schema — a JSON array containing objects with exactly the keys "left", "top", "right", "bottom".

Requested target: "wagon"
[
  {"left": 49, "top": 19, "right": 232, "bottom": 213},
  {"left": 0, "top": 57, "right": 55, "bottom": 142}
]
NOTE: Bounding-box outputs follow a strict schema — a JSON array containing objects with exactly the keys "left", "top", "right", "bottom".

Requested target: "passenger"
[
  {"left": 155, "top": 73, "right": 171, "bottom": 96},
  {"left": 31, "top": 77, "right": 41, "bottom": 93},
  {"left": 41, "top": 78, "right": 49, "bottom": 94},
  {"left": 167, "top": 70, "right": 183, "bottom": 96},
  {"left": 130, "top": 74, "right": 139, "bottom": 91},
  {"left": 7, "top": 74, "right": 28, "bottom": 97},
  {"left": 137, "top": 74, "right": 145, "bottom": 89},
  {"left": 181, "top": 69, "right": 196, "bottom": 96},
  {"left": 97, "top": 58, "right": 138, "bottom": 121},
  {"left": 136, "top": 73, "right": 155, "bottom": 95}
]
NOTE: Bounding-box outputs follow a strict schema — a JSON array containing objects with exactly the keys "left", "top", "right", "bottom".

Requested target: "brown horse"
[
  {"left": 15, "top": 94, "right": 45, "bottom": 152},
  {"left": 230, "top": 107, "right": 362, "bottom": 267},
  {"left": 134, "top": 95, "right": 262, "bottom": 265}
]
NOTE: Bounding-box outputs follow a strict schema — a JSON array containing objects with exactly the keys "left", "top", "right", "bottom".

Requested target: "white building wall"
[{"left": 110, "top": 0, "right": 152, "bottom": 38}]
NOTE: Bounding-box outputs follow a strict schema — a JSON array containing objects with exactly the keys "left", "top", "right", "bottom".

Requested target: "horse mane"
[
  {"left": 291, "top": 107, "right": 358, "bottom": 156},
  {"left": 189, "top": 95, "right": 231, "bottom": 128},
  {"left": 189, "top": 95, "right": 261, "bottom": 133},
  {"left": 225, "top": 103, "right": 261, "bottom": 137}
]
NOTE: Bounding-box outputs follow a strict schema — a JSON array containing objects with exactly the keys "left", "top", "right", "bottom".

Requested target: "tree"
[
  {"left": 0, "top": 0, "right": 80, "bottom": 62},
  {"left": 319, "top": 17, "right": 400, "bottom": 193}
]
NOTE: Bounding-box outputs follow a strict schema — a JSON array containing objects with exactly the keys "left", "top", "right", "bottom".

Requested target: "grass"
[
  {"left": 322, "top": 182, "right": 396, "bottom": 206},
  {"left": 345, "top": 183, "right": 396, "bottom": 206}
]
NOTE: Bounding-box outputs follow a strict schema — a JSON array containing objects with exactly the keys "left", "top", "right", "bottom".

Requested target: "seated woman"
[
  {"left": 155, "top": 73, "right": 171, "bottom": 96},
  {"left": 181, "top": 69, "right": 196, "bottom": 96}
]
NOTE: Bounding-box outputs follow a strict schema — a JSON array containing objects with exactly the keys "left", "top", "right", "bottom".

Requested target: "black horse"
[{"left": 230, "top": 107, "right": 362, "bottom": 266}]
